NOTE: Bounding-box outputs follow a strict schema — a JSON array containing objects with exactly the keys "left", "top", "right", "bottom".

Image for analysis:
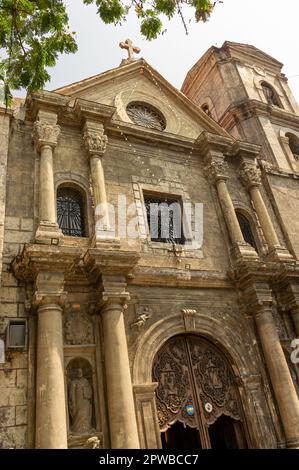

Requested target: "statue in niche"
[{"left": 68, "top": 358, "right": 94, "bottom": 435}]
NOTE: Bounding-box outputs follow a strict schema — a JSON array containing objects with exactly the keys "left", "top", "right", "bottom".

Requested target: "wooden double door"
[{"left": 152, "top": 335, "right": 249, "bottom": 449}]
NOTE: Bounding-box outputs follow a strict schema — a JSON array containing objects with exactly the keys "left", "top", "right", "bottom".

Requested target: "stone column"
[
  {"left": 253, "top": 301, "right": 299, "bottom": 448},
  {"left": 34, "top": 272, "right": 67, "bottom": 449},
  {"left": 83, "top": 122, "right": 113, "bottom": 243},
  {"left": 33, "top": 112, "right": 62, "bottom": 244},
  {"left": 205, "top": 158, "right": 244, "bottom": 243},
  {"left": 204, "top": 153, "right": 258, "bottom": 260},
  {"left": 100, "top": 277, "right": 139, "bottom": 449},
  {"left": 239, "top": 161, "right": 292, "bottom": 261}
]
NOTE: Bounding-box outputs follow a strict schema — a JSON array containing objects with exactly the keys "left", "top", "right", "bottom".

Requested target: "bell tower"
[
  {"left": 182, "top": 41, "right": 299, "bottom": 259},
  {"left": 182, "top": 41, "right": 299, "bottom": 172}
]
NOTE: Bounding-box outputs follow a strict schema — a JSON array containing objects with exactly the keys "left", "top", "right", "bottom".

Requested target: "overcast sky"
[{"left": 46, "top": 0, "right": 299, "bottom": 102}]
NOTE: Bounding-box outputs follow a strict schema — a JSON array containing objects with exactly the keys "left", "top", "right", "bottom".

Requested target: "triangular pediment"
[
  {"left": 223, "top": 41, "right": 283, "bottom": 72},
  {"left": 54, "top": 59, "right": 230, "bottom": 140}
]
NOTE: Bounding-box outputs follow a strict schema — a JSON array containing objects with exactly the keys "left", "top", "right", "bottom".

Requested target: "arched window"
[
  {"left": 286, "top": 133, "right": 299, "bottom": 161},
  {"left": 201, "top": 104, "right": 212, "bottom": 118},
  {"left": 236, "top": 211, "right": 257, "bottom": 251},
  {"left": 57, "top": 186, "right": 86, "bottom": 237},
  {"left": 261, "top": 82, "right": 282, "bottom": 108}
]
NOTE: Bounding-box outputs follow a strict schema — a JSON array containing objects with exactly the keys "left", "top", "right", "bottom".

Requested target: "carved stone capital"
[
  {"left": 239, "top": 162, "right": 261, "bottom": 190},
  {"left": 83, "top": 124, "right": 108, "bottom": 157},
  {"left": 239, "top": 279, "right": 273, "bottom": 315},
  {"left": 204, "top": 158, "right": 229, "bottom": 184},
  {"left": 33, "top": 121, "right": 61, "bottom": 150},
  {"left": 33, "top": 271, "right": 66, "bottom": 308},
  {"left": 98, "top": 274, "right": 131, "bottom": 312}
]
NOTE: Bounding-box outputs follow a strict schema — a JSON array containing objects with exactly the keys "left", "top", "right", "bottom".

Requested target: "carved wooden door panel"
[{"left": 153, "top": 335, "right": 246, "bottom": 448}]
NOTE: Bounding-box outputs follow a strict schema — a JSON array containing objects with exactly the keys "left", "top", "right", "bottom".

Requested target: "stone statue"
[{"left": 68, "top": 368, "right": 93, "bottom": 434}]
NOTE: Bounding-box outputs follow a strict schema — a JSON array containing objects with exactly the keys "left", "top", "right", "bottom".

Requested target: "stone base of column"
[
  {"left": 231, "top": 242, "right": 259, "bottom": 261},
  {"left": 35, "top": 221, "right": 64, "bottom": 246},
  {"left": 267, "top": 246, "right": 294, "bottom": 262},
  {"left": 285, "top": 437, "right": 299, "bottom": 449}
]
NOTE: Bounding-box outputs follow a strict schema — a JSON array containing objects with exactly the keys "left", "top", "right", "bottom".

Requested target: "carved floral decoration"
[
  {"left": 204, "top": 159, "right": 229, "bottom": 184},
  {"left": 33, "top": 121, "right": 61, "bottom": 149},
  {"left": 239, "top": 162, "right": 261, "bottom": 189},
  {"left": 83, "top": 129, "right": 108, "bottom": 156}
]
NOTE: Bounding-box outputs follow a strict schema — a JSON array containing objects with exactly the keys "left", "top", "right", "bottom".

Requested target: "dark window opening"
[
  {"left": 261, "top": 82, "right": 282, "bottom": 108},
  {"left": 286, "top": 133, "right": 299, "bottom": 161},
  {"left": 144, "top": 193, "right": 185, "bottom": 245},
  {"left": 201, "top": 104, "right": 212, "bottom": 118},
  {"left": 236, "top": 212, "right": 257, "bottom": 251},
  {"left": 57, "top": 186, "right": 86, "bottom": 237}
]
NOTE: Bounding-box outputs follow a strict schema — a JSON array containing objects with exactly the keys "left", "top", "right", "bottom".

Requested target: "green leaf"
[{"left": 140, "top": 15, "right": 163, "bottom": 40}]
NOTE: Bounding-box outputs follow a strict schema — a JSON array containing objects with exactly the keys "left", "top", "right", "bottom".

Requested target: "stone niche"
[{"left": 65, "top": 355, "right": 102, "bottom": 449}]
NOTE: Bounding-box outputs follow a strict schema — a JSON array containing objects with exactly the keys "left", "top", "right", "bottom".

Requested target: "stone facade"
[{"left": 0, "top": 42, "right": 298, "bottom": 449}]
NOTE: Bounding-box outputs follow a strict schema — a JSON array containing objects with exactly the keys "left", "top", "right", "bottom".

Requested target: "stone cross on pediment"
[{"left": 119, "top": 38, "right": 141, "bottom": 64}]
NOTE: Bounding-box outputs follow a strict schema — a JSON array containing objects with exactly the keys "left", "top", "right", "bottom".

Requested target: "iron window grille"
[
  {"left": 236, "top": 212, "right": 257, "bottom": 251},
  {"left": 143, "top": 193, "right": 185, "bottom": 245},
  {"left": 57, "top": 187, "right": 86, "bottom": 237}
]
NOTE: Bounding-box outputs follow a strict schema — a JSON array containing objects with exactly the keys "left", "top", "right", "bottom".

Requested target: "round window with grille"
[{"left": 126, "top": 102, "right": 166, "bottom": 131}]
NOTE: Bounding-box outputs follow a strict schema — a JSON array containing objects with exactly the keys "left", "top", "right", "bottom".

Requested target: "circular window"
[{"left": 126, "top": 102, "right": 166, "bottom": 131}]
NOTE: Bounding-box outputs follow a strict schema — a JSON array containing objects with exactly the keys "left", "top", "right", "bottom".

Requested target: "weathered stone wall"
[
  {"left": 0, "top": 109, "right": 11, "bottom": 285},
  {"left": 0, "top": 115, "right": 35, "bottom": 448},
  {"left": 1, "top": 46, "right": 298, "bottom": 448}
]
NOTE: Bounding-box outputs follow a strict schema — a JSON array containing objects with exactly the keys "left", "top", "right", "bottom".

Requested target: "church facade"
[{"left": 0, "top": 41, "right": 299, "bottom": 449}]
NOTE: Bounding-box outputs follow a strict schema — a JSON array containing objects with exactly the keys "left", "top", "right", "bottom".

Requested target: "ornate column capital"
[
  {"left": 99, "top": 275, "right": 130, "bottom": 312},
  {"left": 239, "top": 161, "right": 261, "bottom": 190},
  {"left": 239, "top": 279, "right": 273, "bottom": 315},
  {"left": 83, "top": 122, "right": 108, "bottom": 158},
  {"left": 33, "top": 121, "right": 61, "bottom": 151},
  {"left": 33, "top": 271, "right": 66, "bottom": 308},
  {"left": 204, "top": 157, "right": 229, "bottom": 185}
]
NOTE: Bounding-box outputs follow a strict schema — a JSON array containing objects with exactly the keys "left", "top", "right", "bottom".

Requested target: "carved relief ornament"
[
  {"left": 64, "top": 310, "right": 94, "bottom": 345},
  {"left": 131, "top": 305, "right": 153, "bottom": 329},
  {"left": 83, "top": 128, "right": 108, "bottom": 157},
  {"left": 204, "top": 158, "right": 229, "bottom": 184},
  {"left": 33, "top": 121, "right": 61, "bottom": 150},
  {"left": 239, "top": 162, "right": 261, "bottom": 190}
]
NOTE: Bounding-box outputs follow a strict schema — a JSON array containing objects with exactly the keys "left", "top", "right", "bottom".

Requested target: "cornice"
[
  {"left": 83, "top": 248, "right": 140, "bottom": 282},
  {"left": 220, "top": 99, "right": 299, "bottom": 130},
  {"left": 25, "top": 91, "right": 70, "bottom": 120},
  {"left": 129, "top": 267, "right": 233, "bottom": 289},
  {"left": 12, "top": 243, "right": 83, "bottom": 281},
  {"left": 196, "top": 131, "right": 233, "bottom": 156},
  {"left": 74, "top": 98, "right": 116, "bottom": 124},
  {"left": 228, "top": 258, "right": 299, "bottom": 288},
  {"left": 107, "top": 120, "right": 201, "bottom": 154}
]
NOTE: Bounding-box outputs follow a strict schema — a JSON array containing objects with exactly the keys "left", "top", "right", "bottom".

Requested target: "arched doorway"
[{"left": 152, "top": 335, "right": 249, "bottom": 449}]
